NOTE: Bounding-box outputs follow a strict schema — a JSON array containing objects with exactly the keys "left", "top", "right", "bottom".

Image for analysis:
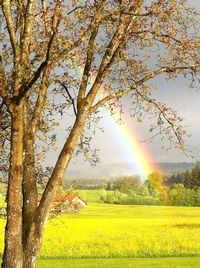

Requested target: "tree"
[
  {"left": 165, "top": 173, "right": 183, "bottom": 186},
  {"left": 145, "top": 171, "right": 164, "bottom": 196},
  {"left": 112, "top": 175, "right": 141, "bottom": 193},
  {"left": 183, "top": 165, "right": 200, "bottom": 189},
  {"left": 168, "top": 183, "right": 196, "bottom": 206},
  {"left": 1, "top": 0, "right": 200, "bottom": 267},
  {"left": 106, "top": 181, "right": 112, "bottom": 191}
]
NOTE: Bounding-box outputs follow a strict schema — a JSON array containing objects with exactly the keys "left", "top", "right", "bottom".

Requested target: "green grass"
[
  {"left": 37, "top": 257, "right": 200, "bottom": 268},
  {"left": 76, "top": 190, "right": 105, "bottom": 203}
]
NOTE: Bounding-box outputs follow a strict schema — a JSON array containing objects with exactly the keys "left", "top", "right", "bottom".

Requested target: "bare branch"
[
  {"left": 12, "top": 2, "right": 62, "bottom": 103},
  {"left": 1, "top": 0, "right": 19, "bottom": 54},
  {"left": 31, "top": 68, "right": 50, "bottom": 133},
  {"left": 67, "top": 6, "right": 83, "bottom": 15},
  {"left": 21, "top": 0, "right": 37, "bottom": 57},
  {"left": 87, "top": 65, "right": 200, "bottom": 115},
  {"left": 133, "top": 88, "right": 185, "bottom": 150},
  {"left": 0, "top": 56, "right": 8, "bottom": 101},
  {"left": 132, "top": 30, "right": 186, "bottom": 48},
  {"left": 59, "top": 82, "right": 77, "bottom": 116},
  {"left": 77, "top": 17, "right": 101, "bottom": 111},
  {"left": 85, "top": 2, "right": 143, "bottom": 107}
]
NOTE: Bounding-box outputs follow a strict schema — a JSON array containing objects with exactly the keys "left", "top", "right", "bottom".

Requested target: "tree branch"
[
  {"left": 67, "top": 6, "right": 83, "bottom": 15},
  {"left": 59, "top": 82, "right": 77, "bottom": 116},
  {"left": 87, "top": 65, "right": 200, "bottom": 115},
  {"left": 0, "top": 56, "right": 8, "bottom": 101},
  {"left": 31, "top": 67, "right": 50, "bottom": 133},
  {"left": 1, "top": 0, "right": 19, "bottom": 54},
  {"left": 85, "top": 2, "right": 143, "bottom": 108},
  {"left": 133, "top": 88, "right": 185, "bottom": 150},
  {"left": 12, "top": 8, "right": 61, "bottom": 103},
  {"left": 21, "top": 0, "right": 36, "bottom": 57},
  {"left": 77, "top": 17, "right": 101, "bottom": 112}
]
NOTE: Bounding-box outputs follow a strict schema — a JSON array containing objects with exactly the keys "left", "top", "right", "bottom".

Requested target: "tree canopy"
[{"left": 1, "top": 1, "right": 200, "bottom": 267}]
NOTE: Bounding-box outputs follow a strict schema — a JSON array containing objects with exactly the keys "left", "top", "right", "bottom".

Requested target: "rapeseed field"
[
  {"left": 40, "top": 203, "right": 200, "bottom": 258},
  {"left": 0, "top": 194, "right": 200, "bottom": 259}
]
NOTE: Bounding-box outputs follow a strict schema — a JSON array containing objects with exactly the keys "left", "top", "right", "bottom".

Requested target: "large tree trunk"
[
  {"left": 2, "top": 105, "right": 24, "bottom": 268},
  {"left": 3, "top": 113, "right": 86, "bottom": 268}
]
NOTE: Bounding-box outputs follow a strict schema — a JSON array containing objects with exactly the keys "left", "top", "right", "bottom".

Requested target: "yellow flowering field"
[
  {"left": 0, "top": 202, "right": 200, "bottom": 258},
  {"left": 41, "top": 203, "right": 200, "bottom": 258}
]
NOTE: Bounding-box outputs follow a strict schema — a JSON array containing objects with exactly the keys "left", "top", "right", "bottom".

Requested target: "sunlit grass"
[
  {"left": 36, "top": 257, "right": 200, "bottom": 268},
  {"left": 39, "top": 203, "right": 200, "bottom": 258},
  {"left": 0, "top": 191, "right": 200, "bottom": 259}
]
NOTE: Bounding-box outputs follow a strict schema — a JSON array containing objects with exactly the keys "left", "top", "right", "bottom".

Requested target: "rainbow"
[
  {"left": 102, "top": 108, "right": 159, "bottom": 179},
  {"left": 96, "top": 87, "right": 159, "bottom": 179},
  {"left": 77, "top": 68, "right": 159, "bottom": 179}
]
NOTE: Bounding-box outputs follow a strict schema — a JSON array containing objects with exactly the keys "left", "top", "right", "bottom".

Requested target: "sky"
[{"left": 45, "top": 0, "right": 200, "bottom": 177}]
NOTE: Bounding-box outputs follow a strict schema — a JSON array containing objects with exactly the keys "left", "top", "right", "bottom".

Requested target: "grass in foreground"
[
  {"left": 37, "top": 257, "right": 200, "bottom": 268},
  {"left": 0, "top": 190, "right": 200, "bottom": 259},
  {"left": 39, "top": 203, "right": 200, "bottom": 258}
]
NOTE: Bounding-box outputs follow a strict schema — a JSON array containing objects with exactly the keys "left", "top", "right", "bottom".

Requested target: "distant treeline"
[
  {"left": 64, "top": 164, "right": 200, "bottom": 191},
  {"left": 65, "top": 177, "right": 112, "bottom": 190},
  {"left": 101, "top": 165, "right": 200, "bottom": 207}
]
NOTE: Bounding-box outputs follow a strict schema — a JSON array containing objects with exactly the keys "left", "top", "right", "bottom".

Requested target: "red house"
[{"left": 37, "top": 193, "right": 86, "bottom": 212}]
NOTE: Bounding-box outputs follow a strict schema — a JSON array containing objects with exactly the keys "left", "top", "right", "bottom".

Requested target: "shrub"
[
  {"left": 168, "top": 184, "right": 196, "bottom": 206},
  {"left": 103, "top": 190, "right": 160, "bottom": 206}
]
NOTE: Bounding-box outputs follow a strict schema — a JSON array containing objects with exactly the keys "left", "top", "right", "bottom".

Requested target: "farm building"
[{"left": 37, "top": 193, "right": 87, "bottom": 212}]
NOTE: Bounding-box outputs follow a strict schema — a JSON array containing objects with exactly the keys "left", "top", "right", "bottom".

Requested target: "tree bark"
[
  {"left": 22, "top": 113, "right": 38, "bottom": 267},
  {"left": 26, "top": 114, "right": 87, "bottom": 265},
  {"left": 2, "top": 113, "right": 87, "bottom": 268},
  {"left": 22, "top": 221, "right": 40, "bottom": 268},
  {"left": 2, "top": 105, "right": 24, "bottom": 268}
]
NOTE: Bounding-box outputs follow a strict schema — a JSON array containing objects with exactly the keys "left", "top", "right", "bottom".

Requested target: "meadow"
[
  {"left": 40, "top": 203, "right": 200, "bottom": 258},
  {"left": 0, "top": 190, "right": 200, "bottom": 267},
  {"left": 37, "top": 257, "right": 200, "bottom": 268}
]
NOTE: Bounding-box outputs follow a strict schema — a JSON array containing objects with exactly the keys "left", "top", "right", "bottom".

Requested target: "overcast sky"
[{"left": 45, "top": 1, "right": 200, "bottom": 175}]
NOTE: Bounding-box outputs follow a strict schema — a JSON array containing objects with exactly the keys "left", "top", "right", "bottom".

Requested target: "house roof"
[
  {"left": 37, "top": 193, "right": 86, "bottom": 203},
  {"left": 63, "top": 194, "right": 76, "bottom": 202}
]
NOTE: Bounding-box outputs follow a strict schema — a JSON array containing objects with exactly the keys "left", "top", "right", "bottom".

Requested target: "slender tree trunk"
[
  {"left": 19, "top": 114, "right": 87, "bottom": 267},
  {"left": 22, "top": 132, "right": 38, "bottom": 268},
  {"left": 22, "top": 101, "right": 38, "bottom": 256},
  {"left": 22, "top": 222, "right": 40, "bottom": 268},
  {"left": 2, "top": 105, "right": 24, "bottom": 268},
  {"left": 38, "top": 114, "right": 86, "bottom": 220}
]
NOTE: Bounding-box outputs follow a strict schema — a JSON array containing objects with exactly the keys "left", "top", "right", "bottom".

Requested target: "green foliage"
[
  {"left": 102, "top": 190, "right": 127, "bottom": 204},
  {"left": 102, "top": 181, "right": 200, "bottom": 207},
  {"left": 168, "top": 184, "right": 200, "bottom": 207},
  {"left": 112, "top": 176, "right": 141, "bottom": 193},
  {"left": 106, "top": 181, "right": 112, "bottom": 191},
  {"left": 36, "top": 257, "right": 200, "bottom": 268},
  {"left": 144, "top": 180, "right": 159, "bottom": 197},
  {"left": 183, "top": 165, "right": 200, "bottom": 189},
  {"left": 137, "top": 185, "right": 150, "bottom": 197},
  {"left": 145, "top": 172, "right": 164, "bottom": 197},
  {"left": 102, "top": 190, "right": 160, "bottom": 206}
]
